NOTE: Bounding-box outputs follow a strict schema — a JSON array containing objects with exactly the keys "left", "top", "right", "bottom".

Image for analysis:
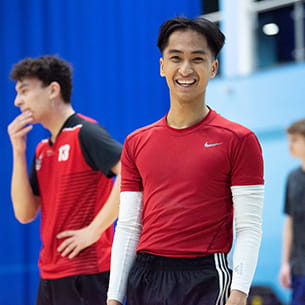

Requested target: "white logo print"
[
  {"left": 204, "top": 142, "right": 223, "bottom": 148},
  {"left": 58, "top": 144, "right": 71, "bottom": 162},
  {"left": 234, "top": 263, "right": 243, "bottom": 275}
]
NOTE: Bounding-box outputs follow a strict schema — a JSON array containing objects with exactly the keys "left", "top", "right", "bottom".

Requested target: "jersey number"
[{"left": 58, "top": 144, "right": 71, "bottom": 162}]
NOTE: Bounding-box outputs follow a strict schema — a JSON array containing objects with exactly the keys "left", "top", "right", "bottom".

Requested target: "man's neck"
[
  {"left": 167, "top": 103, "right": 209, "bottom": 129},
  {"left": 42, "top": 104, "right": 75, "bottom": 142}
]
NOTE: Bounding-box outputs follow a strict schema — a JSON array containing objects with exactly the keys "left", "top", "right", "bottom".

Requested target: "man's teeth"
[{"left": 176, "top": 80, "right": 196, "bottom": 86}]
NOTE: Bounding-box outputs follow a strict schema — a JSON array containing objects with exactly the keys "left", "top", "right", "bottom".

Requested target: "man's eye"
[
  {"left": 170, "top": 56, "right": 181, "bottom": 62},
  {"left": 193, "top": 57, "right": 204, "bottom": 63}
]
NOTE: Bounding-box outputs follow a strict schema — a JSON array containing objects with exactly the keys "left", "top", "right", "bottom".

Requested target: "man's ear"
[
  {"left": 160, "top": 57, "right": 165, "bottom": 77},
  {"left": 49, "top": 81, "right": 61, "bottom": 99},
  {"left": 210, "top": 60, "right": 218, "bottom": 79}
]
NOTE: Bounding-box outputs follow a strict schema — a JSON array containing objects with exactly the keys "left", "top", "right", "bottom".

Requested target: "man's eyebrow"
[
  {"left": 191, "top": 50, "right": 208, "bottom": 55},
  {"left": 16, "top": 82, "right": 29, "bottom": 91},
  {"left": 167, "top": 49, "right": 183, "bottom": 54},
  {"left": 167, "top": 49, "right": 207, "bottom": 55}
]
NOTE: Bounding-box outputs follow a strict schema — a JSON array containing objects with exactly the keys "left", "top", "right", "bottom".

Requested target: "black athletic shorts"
[
  {"left": 126, "top": 252, "right": 232, "bottom": 305},
  {"left": 36, "top": 271, "right": 109, "bottom": 305}
]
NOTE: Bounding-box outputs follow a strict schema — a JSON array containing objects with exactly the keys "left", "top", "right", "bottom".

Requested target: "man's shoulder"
[
  {"left": 76, "top": 113, "right": 97, "bottom": 123},
  {"left": 65, "top": 113, "right": 98, "bottom": 128},
  {"left": 287, "top": 167, "right": 304, "bottom": 179},
  {"left": 66, "top": 114, "right": 110, "bottom": 137},
  {"left": 210, "top": 111, "right": 255, "bottom": 139},
  {"left": 126, "top": 118, "right": 164, "bottom": 142}
]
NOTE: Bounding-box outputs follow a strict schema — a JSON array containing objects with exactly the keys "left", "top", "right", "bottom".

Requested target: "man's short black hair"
[
  {"left": 157, "top": 16, "right": 225, "bottom": 59},
  {"left": 10, "top": 55, "right": 73, "bottom": 104}
]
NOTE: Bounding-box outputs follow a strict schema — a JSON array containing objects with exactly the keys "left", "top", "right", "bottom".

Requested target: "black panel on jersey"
[
  {"left": 64, "top": 114, "right": 122, "bottom": 177},
  {"left": 78, "top": 119, "right": 122, "bottom": 177}
]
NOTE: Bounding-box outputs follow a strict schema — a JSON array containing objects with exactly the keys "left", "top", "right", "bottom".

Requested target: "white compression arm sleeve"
[
  {"left": 107, "top": 191, "right": 143, "bottom": 303},
  {"left": 230, "top": 185, "right": 264, "bottom": 294}
]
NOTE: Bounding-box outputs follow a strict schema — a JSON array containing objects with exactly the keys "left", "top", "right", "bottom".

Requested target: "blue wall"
[
  {"left": 1, "top": 0, "right": 304, "bottom": 304},
  {"left": 207, "top": 63, "right": 305, "bottom": 304},
  {"left": 0, "top": 1, "right": 201, "bottom": 304}
]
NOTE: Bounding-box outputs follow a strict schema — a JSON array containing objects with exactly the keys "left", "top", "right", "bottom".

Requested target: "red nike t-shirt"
[{"left": 121, "top": 109, "right": 264, "bottom": 257}]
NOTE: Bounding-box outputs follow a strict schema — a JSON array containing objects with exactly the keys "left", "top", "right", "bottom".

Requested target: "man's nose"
[
  {"left": 14, "top": 95, "right": 22, "bottom": 107},
  {"left": 178, "top": 61, "right": 193, "bottom": 75}
]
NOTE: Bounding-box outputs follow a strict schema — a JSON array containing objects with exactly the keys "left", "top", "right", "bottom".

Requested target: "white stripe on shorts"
[{"left": 214, "top": 253, "right": 232, "bottom": 305}]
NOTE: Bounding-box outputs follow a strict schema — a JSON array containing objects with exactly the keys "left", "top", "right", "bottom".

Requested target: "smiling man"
[
  {"left": 107, "top": 17, "right": 264, "bottom": 305},
  {"left": 7, "top": 55, "right": 122, "bottom": 305}
]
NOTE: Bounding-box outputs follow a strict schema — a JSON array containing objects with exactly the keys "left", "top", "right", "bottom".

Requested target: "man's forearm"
[
  {"left": 11, "top": 152, "right": 40, "bottom": 223},
  {"left": 231, "top": 185, "right": 264, "bottom": 294},
  {"left": 107, "top": 191, "right": 143, "bottom": 303},
  {"left": 281, "top": 216, "right": 292, "bottom": 265}
]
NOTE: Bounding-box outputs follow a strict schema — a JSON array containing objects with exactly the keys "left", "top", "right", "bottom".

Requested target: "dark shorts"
[
  {"left": 36, "top": 272, "right": 110, "bottom": 305},
  {"left": 126, "top": 252, "right": 232, "bottom": 305},
  {"left": 292, "top": 274, "right": 305, "bottom": 305}
]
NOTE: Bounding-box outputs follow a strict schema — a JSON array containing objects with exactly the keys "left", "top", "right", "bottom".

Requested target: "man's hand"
[
  {"left": 226, "top": 289, "right": 247, "bottom": 305},
  {"left": 56, "top": 226, "right": 100, "bottom": 259},
  {"left": 7, "top": 111, "right": 33, "bottom": 153},
  {"left": 279, "top": 262, "right": 291, "bottom": 289}
]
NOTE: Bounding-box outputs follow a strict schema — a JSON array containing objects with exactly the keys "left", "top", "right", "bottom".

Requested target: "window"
[
  {"left": 256, "top": 1, "right": 305, "bottom": 69},
  {"left": 201, "top": 0, "right": 305, "bottom": 73}
]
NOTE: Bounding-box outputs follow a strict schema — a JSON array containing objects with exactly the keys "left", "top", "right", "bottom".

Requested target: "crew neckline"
[{"left": 163, "top": 108, "right": 215, "bottom": 133}]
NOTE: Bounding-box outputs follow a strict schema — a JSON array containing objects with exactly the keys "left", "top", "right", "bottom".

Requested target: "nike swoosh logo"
[{"left": 204, "top": 142, "right": 223, "bottom": 147}]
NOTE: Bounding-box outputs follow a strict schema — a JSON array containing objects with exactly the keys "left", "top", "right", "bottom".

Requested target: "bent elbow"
[
  {"left": 16, "top": 217, "right": 34, "bottom": 224},
  {"left": 15, "top": 213, "right": 37, "bottom": 224},
  {"left": 12, "top": 197, "right": 40, "bottom": 224}
]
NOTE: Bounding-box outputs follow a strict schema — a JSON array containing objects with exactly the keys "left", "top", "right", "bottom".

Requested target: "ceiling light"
[{"left": 262, "top": 23, "right": 279, "bottom": 36}]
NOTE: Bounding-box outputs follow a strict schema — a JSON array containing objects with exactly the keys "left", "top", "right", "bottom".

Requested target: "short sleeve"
[
  {"left": 120, "top": 137, "right": 143, "bottom": 192},
  {"left": 231, "top": 132, "right": 264, "bottom": 186},
  {"left": 79, "top": 123, "right": 122, "bottom": 177}
]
